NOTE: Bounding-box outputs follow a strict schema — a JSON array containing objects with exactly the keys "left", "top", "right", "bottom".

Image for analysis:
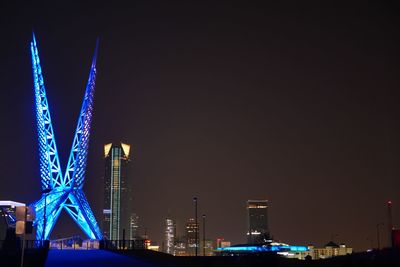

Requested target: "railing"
[
  {"left": 100, "top": 239, "right": 145, "bottom": 250},
  {"left": 0, "top": 238, "right": 146, "bottom": 251},
  {"left": 50, "top": 239, "right": 98, "bottom": 250}
]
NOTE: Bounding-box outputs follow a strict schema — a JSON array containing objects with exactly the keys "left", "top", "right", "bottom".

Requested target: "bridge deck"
[{"left": 45, "top": 249, "right": 159, "bottom": 267}]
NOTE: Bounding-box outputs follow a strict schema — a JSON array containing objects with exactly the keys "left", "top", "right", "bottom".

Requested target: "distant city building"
[
  {"left": 392, "top": 229, "right": 400, "bottom": 248},
  {"left": 145, "top": 239, "right": 160, "bottom": 252},
  {"left": 144, "top": 239, "right": 151, "bottom": 249},
  {"left": 201, "top": 239, "right": 214, "bottom": 256},
  {"left": 185, "top": 218, "right": 198, "bottom": 256},
  {"left": 0, "top": 201, "right": 25, "bottom": 240},
  {"left": 246, "top": 199, "right": 269, "bottom": 244},
  {"left": 174, "top": 236, "right": 187, "bottom": 256},
  {"left": 147, "top": 245, "right": 160, "bottom": 251},
  {"left": 293, "top": 242, "right": 353, "bottom": 260},
  {"left": 216, "top": 238, "right": 231, "bottom": 249},
  {"left": 216, "top": 238, "right": 224, "bottom": 248},
  {"left": 130, "top": 213, "right": 140, "bottom": 239},
  {"left": 103, "top": 142, "right": 133, "bottom": 240},
  {"left": 164, "top": 217, "right": 176, "bottom": 254}
]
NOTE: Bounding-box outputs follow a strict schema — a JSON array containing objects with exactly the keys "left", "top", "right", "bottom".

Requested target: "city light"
[{"left": 217, "top": 245, "right": 309, "bottom": 252}]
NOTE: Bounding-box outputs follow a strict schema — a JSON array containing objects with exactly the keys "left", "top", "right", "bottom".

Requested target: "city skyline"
[{"left": 0, "top": 1, "right": 399, "bottom": 251}]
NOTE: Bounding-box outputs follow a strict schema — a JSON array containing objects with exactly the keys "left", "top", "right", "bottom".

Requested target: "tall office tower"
[
  {"left": 164, "top": 218, "right": 176, "bottom": 254},
  {"left": 174, "top": 238, "right": 187, "bottom": 256},
  {"left": 246, "top": 200, "right": 269, "bottom": 244},
  {"left": 185, "top": 218, "right": 198, "bottom": 256},
  {"left": 130, "top": 213, "right": 140, "bottom": 240},
  {"left": 103, "top": 142, "right": 132, "bottom": 240},
  {"left": 201, "top": 239, "right": 214, "bottom": 256}
]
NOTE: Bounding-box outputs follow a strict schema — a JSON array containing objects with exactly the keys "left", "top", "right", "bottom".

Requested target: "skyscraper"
[
  {"left": 130, "top": 213, "right": 140, "bottom": 240},
  {"left": 164, "top": 217, "right": 175, "bottom": 255},
  {"left": 246, "top": 200, "right": 269, "bottom": 244},
  {"left": 185, "top": 218, "right": 198, "bottom": 256},
  {"left": 103, "top": 142, "right": 132, "bottom": 240}
]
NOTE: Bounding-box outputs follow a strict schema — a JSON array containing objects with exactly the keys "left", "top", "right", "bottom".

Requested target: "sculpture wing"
[
  {"left": 64, "top": 40, "right": 99, "bottom": 189},
  {"left": 31, "top": 33, "right": 63, "bottom": 189}
]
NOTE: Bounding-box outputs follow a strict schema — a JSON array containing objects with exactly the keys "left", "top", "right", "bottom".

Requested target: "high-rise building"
[
  {"left": 216, "top": 238, "right": 231, "bottom": 249},
  {"left": 164, "top": 217, "right": 176, "bottom": 254},
  {"left": 103, "top": 142, "right": 132, "bottom": 240},
  {"left": 130, "top": 213, "right": 140, "bottom": 240},
  {"left": 174, "top": 238, "right": 187, "bottom": 256},
  {"left": 200, "top": 239, "right": 215, "bottom": 256},
  {"left": 185, "top": 218, "right": 198, "bottom": 256},
  {"left": 298, "top": 242, "right": 353, "bottom": 260},
  {"left": 246, "top": 200, "right": 269, "bottom": 244}
]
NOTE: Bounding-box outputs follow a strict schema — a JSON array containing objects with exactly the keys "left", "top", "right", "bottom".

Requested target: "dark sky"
[{"left": 0, "top": 1, "right": 399, "bottom": 251}]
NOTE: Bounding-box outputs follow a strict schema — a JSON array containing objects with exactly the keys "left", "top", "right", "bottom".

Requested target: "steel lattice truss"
[{"left": 30, "top": 34, "right": 102, "bottom": 240}]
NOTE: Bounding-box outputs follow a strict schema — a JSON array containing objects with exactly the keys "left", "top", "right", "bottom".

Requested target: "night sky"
[{"left": 0, "top": 1, "right": 399, "bottom": 251}]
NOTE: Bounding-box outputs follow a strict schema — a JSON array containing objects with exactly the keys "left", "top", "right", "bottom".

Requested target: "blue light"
[
  {"left": 217, "top": 245, "right": 309, "bottom": 253},
  {"left": 30, "top": 33, "right": 102, "bottom": 240},
  {"left": 218, "top": 246, "right": 264, "bottom": 251},
  {"left": 287, "top": 245, "right": 308, "bottom": 252}
]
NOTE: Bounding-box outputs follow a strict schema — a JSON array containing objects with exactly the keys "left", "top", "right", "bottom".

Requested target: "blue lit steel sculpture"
[{"left": 30, "top": 33, "right": 102, "bottom": 240}]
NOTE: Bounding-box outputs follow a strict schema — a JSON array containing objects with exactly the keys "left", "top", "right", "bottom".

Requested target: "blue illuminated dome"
[{"left": 216, "top": 240, "right": 309, "bottom": 256}]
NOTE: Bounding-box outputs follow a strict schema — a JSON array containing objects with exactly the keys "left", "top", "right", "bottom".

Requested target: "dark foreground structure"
[
  {"left": 0, "top": 247, "right": 48, "bottom": 267},
  {"left": 116, "top": 248, "right": 400, "bottom": 267},
  {"left": 2, "top": 241, "right": 400, "bottom": 267},
  {"left": 0, "top": 232, "right": 48, "bottom": 267}
]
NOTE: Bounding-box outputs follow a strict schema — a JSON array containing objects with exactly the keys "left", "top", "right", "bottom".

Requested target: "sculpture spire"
[
  {"left": 30, "top": 32, "right": 63, "bottom": 190},
  {"left": 31, "top": 34, "right": 102, "bottom": 240}
]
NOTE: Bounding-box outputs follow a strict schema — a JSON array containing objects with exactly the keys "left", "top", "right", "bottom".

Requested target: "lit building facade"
[
  {"left": 285, "top": 242, "right": 353, "bottom": 260},
  {"left": 201, "top": 239, "right": 215, "bottom": 256},
  {"left": 0, "top": 201, "right": 25, "bottom": 240},
  {"left": 174, "top": 237, "right": 187, "bottom": 256},
  {"left": 164, "top": 217, "right": 176, "bottom": 254},
  {"left": 247, "top": 200, "right": 269, "bottom": 244},
  {"left": 216, "top": 238, "right": 231, "bottom": 249},
  {"left": 130, "top": 213, "right": 140, "bottom": 240},
  {"left": 103, "top": 142, "right": 133, "bottom": 240},
  {"left": 185, "top": 218, "right": 198, "bottom": 256},
  {"left": 305, "top": 242, "right": 352, "bottom": 260}
]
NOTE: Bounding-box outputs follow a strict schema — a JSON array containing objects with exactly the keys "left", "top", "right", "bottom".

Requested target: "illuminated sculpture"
[{"left": 30, "top": 34, "right": 102, "bottom": 240}]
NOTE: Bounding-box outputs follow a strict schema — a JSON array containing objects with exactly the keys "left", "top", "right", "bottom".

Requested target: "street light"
[
  {"left": 193, "top": 197, "right": 198, "bottom": 256},
  {"left": 42, "top": 188, "right": 52, "bottom": 241},
  {"left": 366, "top": 237, "right": 373, "bottom": 249},
  {"left": 202, "top": 214, "right": 206, "bottom": 256},
  {"left": 376, "top": 222, "right": 384, "bottom": 250}
]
